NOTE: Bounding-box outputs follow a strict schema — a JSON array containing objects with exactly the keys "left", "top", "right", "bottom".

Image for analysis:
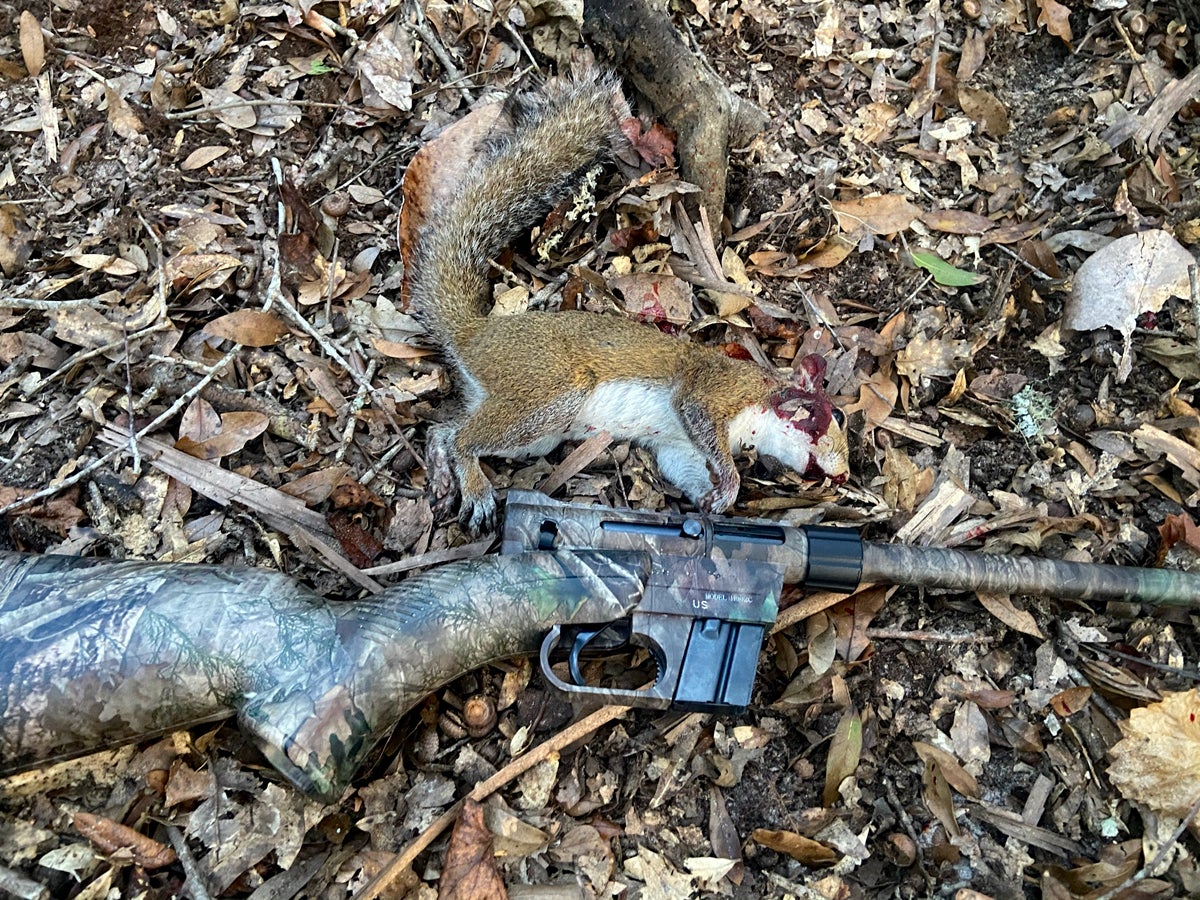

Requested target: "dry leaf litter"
[{"left": 0, "top": 0, "right": 1199, "bottom": 897}]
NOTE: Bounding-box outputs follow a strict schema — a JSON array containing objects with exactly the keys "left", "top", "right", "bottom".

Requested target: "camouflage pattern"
[
  {"left": 5, "top": 494, "right": 1199, "bottom": 801},
  {"left": 860, "top": 542, "right": 1200, "bottom": 606},
  {"left": 501, "top": 490, "right": 816, "bottom": 582},
  {"left": 0, "top": 550, "right": 646, "bottom": 801}
]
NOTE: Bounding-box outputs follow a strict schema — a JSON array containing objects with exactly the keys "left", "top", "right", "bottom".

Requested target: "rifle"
[{"left": 1, "top": 490, "right": 1196, "bottom": 801}]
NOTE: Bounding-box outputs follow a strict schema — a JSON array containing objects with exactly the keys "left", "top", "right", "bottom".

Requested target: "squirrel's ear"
[{"left": 791, "top": 354, "right": 827, "bottom": 392}]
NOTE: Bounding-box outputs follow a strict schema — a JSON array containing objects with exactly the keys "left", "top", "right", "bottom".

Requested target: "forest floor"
[{"left": 1, "top": 0, "right": 1199, "bottom": 897}]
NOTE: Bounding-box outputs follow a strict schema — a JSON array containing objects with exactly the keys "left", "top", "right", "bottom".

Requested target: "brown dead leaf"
[
  {"left": 751, "top": 829, "right": 837, "bottom": 866},
  {"left": 328, "top": 510, "right": 383, "bottom": 568},
  {"left": 896, "top": 333, "right": 972, "bottom": 380},
  {"left": 181, "top": 145, "right": 230, "bottom": 171},
  {"left": 1050, "top": 685, "right": 1093, "bottom": 718},
  {"left": 958, "top": 85, "right": 1010, "bottom": 137},
  {"left": 439, "top": 799, "right": 508, "bottom": 900},
  {"left": 204, "top": 310, "right": 290, "bottom": 347},
  {"left": 921, "top": 758, "right": 960, "bottom": 838},
  {"left": 175, "top": 410, "right": 270, "bottom": 460},
  {"left": 357, "top": 28, "right": 416, "bottom": 113},
  {"left": 167, "top": 252, "right": 242, "bottom": 292},
  {"left": 610, "top": 273, "right": 693, "bottom": 325},
  {"left": 0, "top": 204, "right": 34, "bottom": 276},
  {"left": 831, "top": 195, "right": 920, "bottom": 237},
  {"left": 178, "top": 398, "right": 223, "bottom": 444},
  {"left": 831, "top": 586, "right": 887, "bottom": 663},
  {"left": 0, "top": 486, "right": 84, "bottom": 536},
  {"left": 621, "top": 118, "right": 676, "bottom": 167},
  {"left": 73, "top": 812, "right": 177, "bottom": 869},
  {"left": 976, "top": 591, "right": 1045, "bottom": 639},
  {"left": 1035, "top": 0, "right": 1073, "bottom": 45},
  {"left": 822, "top": 705, "right": 862, "bottom": 807},
  {"left": 1159, "top": 512, "right": 1200, "bottom": 555},
  {"left": 1108, "top": 690, "right": 1200, "bottom": 818},
  {"left": 165, "top": 761, "right": 216, "bottom": 808},
  {"left": 104, "top": 84, "right": 144, "bottom": 139},
  {"left": 281, "top": 466, "right": 351, "bottom": 504},
  {"left": 19, "top": 11, "right": 44, "bottom": 78},
  {"left": 912, "top": 741, "right": 981, "bottom": 799},
  {"left": 796, "top": 234, "right": 855, "bottom": 270},
  {"left": 919, "top": 208, "right": 994, "bottom": 235}
]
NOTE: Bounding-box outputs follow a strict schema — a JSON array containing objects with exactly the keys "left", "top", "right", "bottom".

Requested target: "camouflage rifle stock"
[
  {"left": 3, "top": 490, "right": 1199, "bottom": 800},
  {"left": 0, "top": 548, "right": 647, "bottom": 801}
]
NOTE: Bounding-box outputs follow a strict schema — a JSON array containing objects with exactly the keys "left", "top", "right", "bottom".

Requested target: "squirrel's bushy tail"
[{"left": 408, "top": 69, "right": 628, "bottom": 356}]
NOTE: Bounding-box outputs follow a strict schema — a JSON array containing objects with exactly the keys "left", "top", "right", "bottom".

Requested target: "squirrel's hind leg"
[{"left": 430, "top": 397, "right": 582, "bottom": 534}]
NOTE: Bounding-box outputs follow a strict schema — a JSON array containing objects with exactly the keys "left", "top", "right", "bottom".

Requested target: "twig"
[
  {"left": 503, "top": 19, "right": 541, "bottom": 74},
  {"left": 335, "top": 358, "right": 377, "bottom": 464},
  {"left": 538, "top": 430, "right": 613, "bottom": 496},
  {"left": 165, "top": 826, "right": 213, "bottom": 900},
  {"left": 122, "top": 329, "right": 140, "bottom": 474},
  {"left": 0, "top": 296, "right": 107, "bottom": 310},
  {"left": 865, "top": 628, "right": 995, "bottom": 644},
  {"left": 1189, "top": 264, "right": 1199, "bottom": 360},
  {"left": 406, "top": 17, "right": 475, "bottom": 105},
  {"left": 352, "top": 703, "right": 631, "bottom": 900},
  {"left": 362, "top": 536, "right": 494, "bottom": 576},
  {"left": 163, "top": 98, "right": 345, "bottom": 121},
  {"left": 1110, "top": 13, "right": 1155, "bottom": 97},
  {"left": 918, "top": 6, "right": 942, "bottom": 153},
  {"left": 360, "top": 439, "right": 416, "bottom": 486}
]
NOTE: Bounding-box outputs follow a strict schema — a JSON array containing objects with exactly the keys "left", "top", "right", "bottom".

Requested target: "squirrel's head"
[{"left": 759, "top": 354, "right": 850, "bottom": 485}]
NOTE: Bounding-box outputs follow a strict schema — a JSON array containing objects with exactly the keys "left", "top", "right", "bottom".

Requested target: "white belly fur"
[{"left": 567, "top": 380, "right": 688, "bottom": 447}]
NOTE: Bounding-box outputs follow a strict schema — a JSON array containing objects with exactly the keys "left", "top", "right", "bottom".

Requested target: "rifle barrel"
[{"left": 860, "top": 541, "right": 1200, "bottom": 606}]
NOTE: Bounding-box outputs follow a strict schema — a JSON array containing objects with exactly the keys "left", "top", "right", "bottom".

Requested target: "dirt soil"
[{"left": 1, "top": 0, "right": 1200, "bottom": 897}]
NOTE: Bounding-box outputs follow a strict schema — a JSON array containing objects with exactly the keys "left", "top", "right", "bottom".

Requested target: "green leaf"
[{"left": 910, "top": 250, "right": 985, "bottom": 287}]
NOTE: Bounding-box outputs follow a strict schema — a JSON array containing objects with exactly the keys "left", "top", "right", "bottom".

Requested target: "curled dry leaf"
[
  {"left": 921, "top": 758, "right": 960, "bottom": 838},
  {"left": 175, "top": 410, "right": 270, "bottom": 460},
  {"left": 1108, "top": 690, "right": 1200, "bottom": 819},
  {"left": 976, "top": 591, "right": 1045, "bottom": 639},
  {"left": 912, "top": 741, "right": 981, "bottom": 799},
  {"left": 73, "top": 812, "right": 177, "bottom": 869},
  {"left": 751, "top": 829, "right": 837, "bottom": 865},
  {"left": 1035, "top": 0, "right": 1073, "bottom": 45}
]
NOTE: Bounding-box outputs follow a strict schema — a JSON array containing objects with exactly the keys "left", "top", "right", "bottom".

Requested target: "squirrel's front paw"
[{"left": 698, "top": 465, "right": 740, "bottom": 514}]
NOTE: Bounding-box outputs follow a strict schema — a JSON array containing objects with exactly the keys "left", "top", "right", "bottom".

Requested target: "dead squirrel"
[{"left": 405, "top": 68, "right": 849, "bottom": 534}]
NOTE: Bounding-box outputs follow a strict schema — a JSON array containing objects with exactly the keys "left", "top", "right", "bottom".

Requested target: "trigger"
[
  {"left": 564, "top": 621, "right": 633, "bottom": 685},
  {"left": 568, "top": 627, "right": 606, "bottom": 686}
]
